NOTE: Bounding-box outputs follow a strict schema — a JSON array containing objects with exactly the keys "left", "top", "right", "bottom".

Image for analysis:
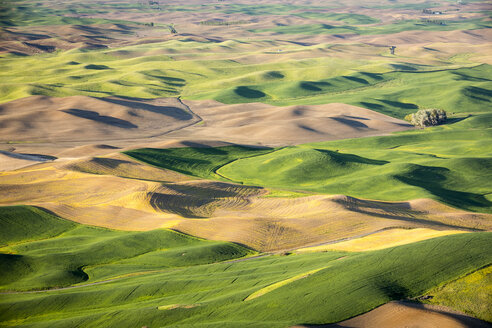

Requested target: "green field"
[
  {"left": 194, "top": 64, "right": 492, "bottom": 119},
  {"left": 125, "top": 145, "right": 275, "bottom": 180},
  {"left": 125, "top": 111, "right": 492, "bottom": 213},
  {"left": 1, "top": 208, "right": 490, "bottom": 327},
  {"left": 0, "top": 206, "right": 252, "bottom": 291},
  {"left": 1, "top": 39, "right": 491, "bottom": 119},
  {"left": 425, "top": 265, "right": 492, "bottom": 322}
]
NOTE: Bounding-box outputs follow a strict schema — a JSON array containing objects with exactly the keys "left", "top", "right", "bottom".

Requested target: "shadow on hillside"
[
  {"left": 264, "top": 71, "right": 285, "bottom": 79},
  {"left": 452, "top": 71, "right": 491, "bottom": 82},
  {"left": 463, "top": 86, "right": 492, "bottom": 102},
  {"left": 390, "top": 63, "right": 418, "bottom": 71},
  {"left": 181, "top": 144, "right": 229, "bottom": 155},
  {"left": 342, "top": 75, "right": 369, "bottom": 84},
  {"left": 329, "top": 116, "right": 369, "bottom": 128},
  {"left": 234, "top": 86, "right": 266, "bottom": 98},
  {"left": 142, "top": 73, "right": 186, "bottom": 87},
  {"left": 359, "top": 101, "right": 385, "bottom": 110},
  {"left": 300, "top": 81, "right": 331, "bottom": 91},
  {"left": 100, "top": 97, "right": 194, "bottom": 120},
  {"left": 84, "top": 64, "right": 111, "bottom": 70},
  {"left": 376, "top": 279, "right": 410, "bottom": 299},
  {"left": 377, "top": 99, "right": 418, "bottom": 110},
  {"left": 315, "top": 149, "right": 388, "bottom": 166},
  {"left": 344, "top": 115, "right": 370, "bottom": 121},
  {"left": 0, "top": 151, "right": 56, "bottom": 161},
  {"left": 444, "top": 116, "right": 469, "bottom": 125},
  {"left": 330, "top": 197, "right": 477, "bottom": 231},
  {"left": 63, "top": 108, "right": 138, "bottom": 129},
  {"left": 393, "top": 164, "right": 492, "bottom": 212},
  {"left": 360, "top": 72, "right": 384, "bottom": 80},
  {"left": 0, "top": 254, "right": 27, "bottom": 285}
]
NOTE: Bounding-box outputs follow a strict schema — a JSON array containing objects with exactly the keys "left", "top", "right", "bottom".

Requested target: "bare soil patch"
[
  {"left": 172, "top": 100, "right": 412, "bottom": 146},
  {"left": 294, "top": 301, "right": 492, "bottom": 328}
]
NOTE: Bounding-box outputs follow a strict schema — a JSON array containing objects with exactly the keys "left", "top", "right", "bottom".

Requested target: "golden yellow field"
[{"left": 295, "top": 228, "right": 468, "bottom": 253}]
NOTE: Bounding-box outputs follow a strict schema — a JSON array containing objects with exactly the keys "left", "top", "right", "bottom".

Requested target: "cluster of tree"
[{"left": 405, "top": 109, "right": 447, "bottom": 127}]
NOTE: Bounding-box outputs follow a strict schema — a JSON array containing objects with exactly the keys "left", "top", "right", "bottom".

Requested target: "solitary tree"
[{"left": 389, "top": 46, "right": 396, "bottom": 55}]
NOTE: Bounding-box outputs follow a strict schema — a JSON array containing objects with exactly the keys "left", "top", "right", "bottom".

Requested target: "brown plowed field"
[{"left": 1, "top": 157, "right": 490, "bottom": 251}]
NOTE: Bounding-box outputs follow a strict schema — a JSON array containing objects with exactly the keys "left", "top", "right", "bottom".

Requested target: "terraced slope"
[{"left": 1, "top": 231, "right": 490, "bottom": 327}]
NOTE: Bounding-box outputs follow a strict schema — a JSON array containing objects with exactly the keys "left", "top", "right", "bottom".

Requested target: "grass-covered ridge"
[
  {"left": 126, "top": 113, "right": 492, "bottom": 213},
  {"left": 1, "top": 230, "right": 491, "bottom": 327},
  {"left": 0, "top": 206, "right": 252, "bottom": 291},
  {"left": 1, "top": 36, "right": 491, "bottom": 119},
  {"left": 124, "top": 145, "right": 275, "bottom": 180},
  {"left": 197, "top": 64, "right": 492, "bottom": 119},
  {"left": 0, "top": 206, "right": 76, "bottom": 247}
]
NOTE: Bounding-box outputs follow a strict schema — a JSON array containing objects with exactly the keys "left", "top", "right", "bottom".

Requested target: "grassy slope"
[
  {"left": 425, "top": 265, "right": 492, "bottom": 322},
  {"left": 0, "top": 232, "right": 490, "bottom": 327},
  {"left": 0, "top": 205, "right": 76, "bottom": 246},
  {"left": 0, "top": 206, "right": 252, "bottom": 291},
  {"left": 124, "top": 145, "right": 275, "bottom": 180},
  {"left": 197, "top": 64, "right": 492, "bottom": 119},
  {"left": 126, "top": 113, "right": 492, "bottom": 213},
  {"left": 1, "top": 40, "right": 491, "bottom": 119},
  {"left": 219, "top": 126, "right": 492, "bottom": 212}
]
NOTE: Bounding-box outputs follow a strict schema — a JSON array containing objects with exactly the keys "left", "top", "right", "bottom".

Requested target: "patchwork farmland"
[{"left": 1, "top": 0, "right": 491, "bottom": 327}]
